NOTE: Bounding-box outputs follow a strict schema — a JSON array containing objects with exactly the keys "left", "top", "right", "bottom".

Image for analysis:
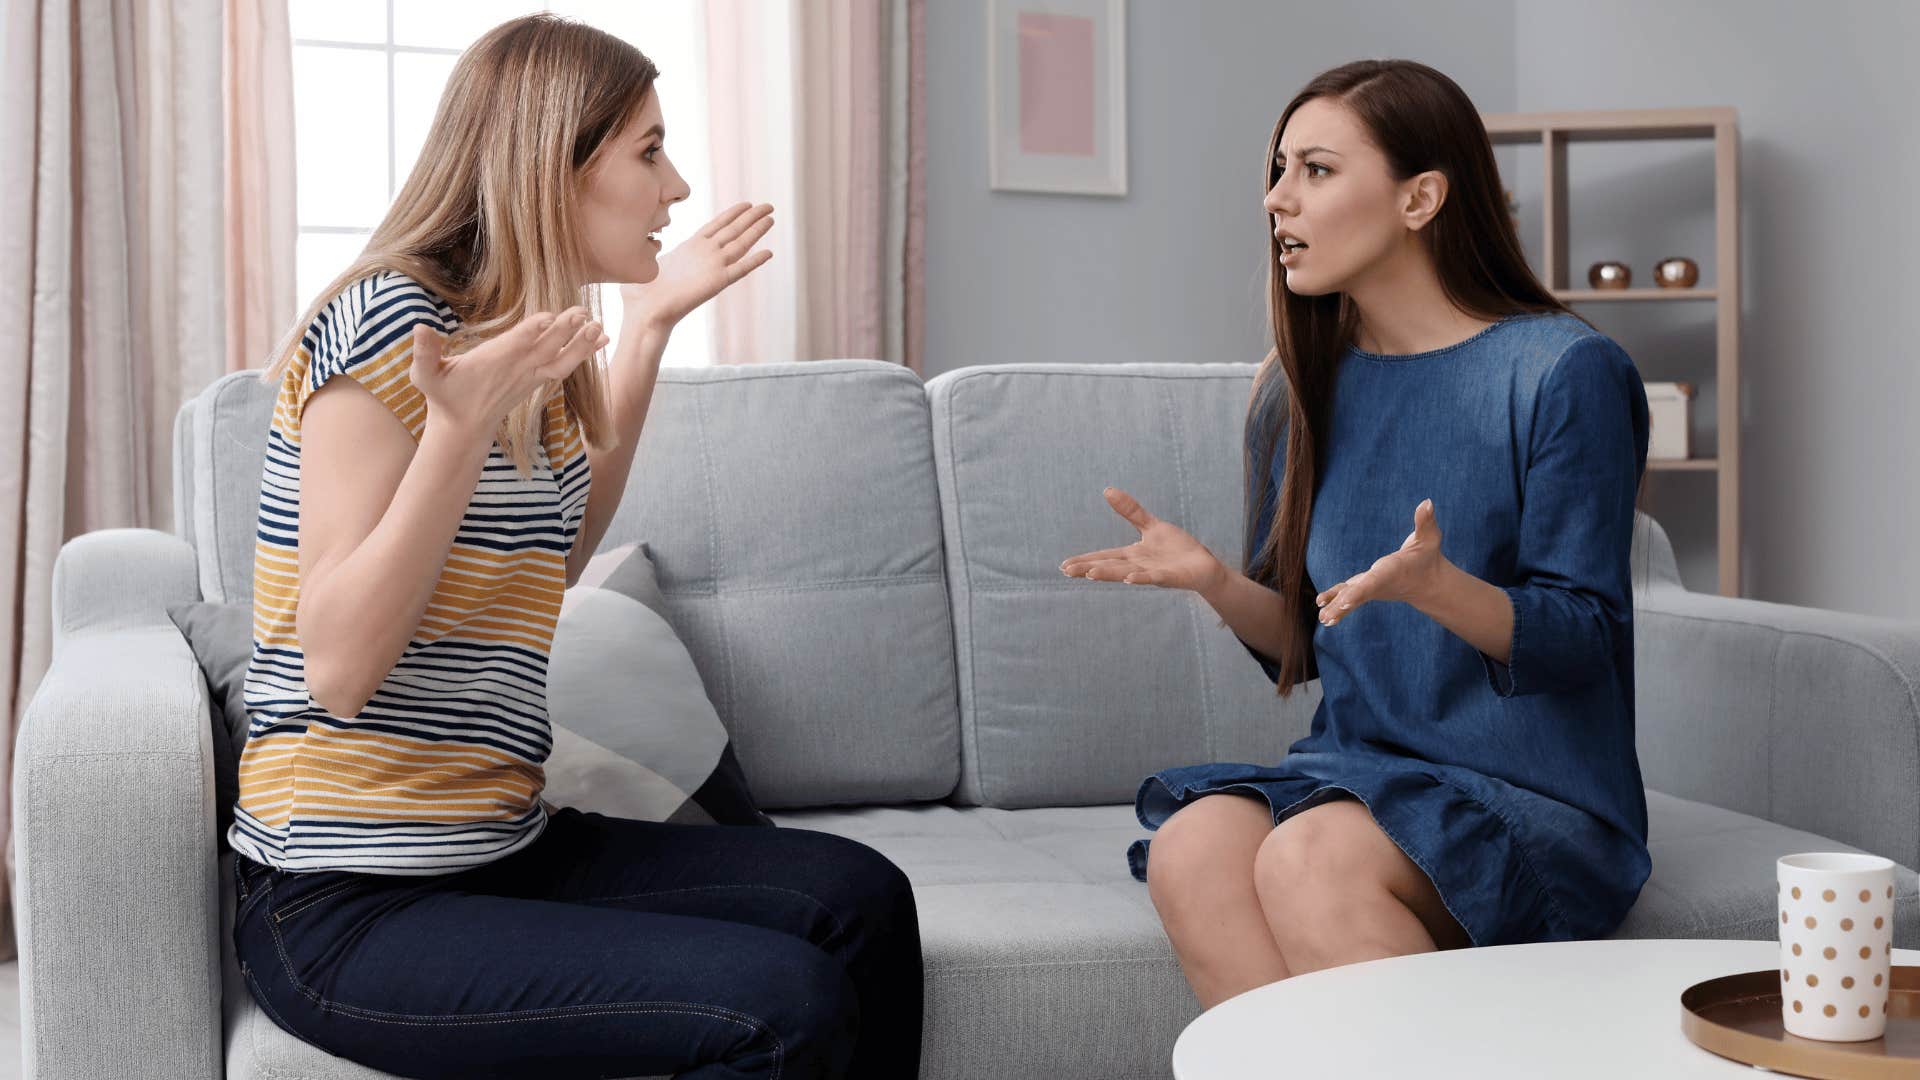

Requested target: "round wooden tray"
[{"left": 1683, "top": 966, "right": 1920, "bottom": 1078}]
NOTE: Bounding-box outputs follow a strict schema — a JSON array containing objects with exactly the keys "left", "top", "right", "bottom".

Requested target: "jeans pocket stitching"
[
  {"left": 269, "top": 878, "right": 366, "bottom": 925},
  {"left": 235, "top": 877, "right": 274, "bottom": 928}
]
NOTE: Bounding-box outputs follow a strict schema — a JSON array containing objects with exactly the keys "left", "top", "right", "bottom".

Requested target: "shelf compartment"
[{"left": 1556, "top": 289, "right": 1718, "bottom": 303}]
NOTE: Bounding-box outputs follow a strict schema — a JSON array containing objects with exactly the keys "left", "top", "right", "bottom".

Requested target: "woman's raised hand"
[
  {"left": 619, "top": 202, "right": 775, "bottom": 335},
  {"left": 1060, "top": 487, "right": 1228, "bottom": 594},
  {"left": 1316, "top": 498, "right": 1446, "bottom": 627},
  {"left": 408, "top": 306, "right": 607, "bottom": 441}
]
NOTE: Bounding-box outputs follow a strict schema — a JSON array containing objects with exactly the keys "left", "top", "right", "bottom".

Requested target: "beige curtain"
[
  {"left": 0, "top": 0, "right": 229, "bottom": 959},
  {"left": 705, "top": 0, "right": 925, "bottom": 370},
  {"left": 225, "top": 0, "right": 297, "bottom": 373}
]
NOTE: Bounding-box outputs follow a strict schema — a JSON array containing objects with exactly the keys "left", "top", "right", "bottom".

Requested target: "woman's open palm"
[
  {"left": 620, "top": 202, "right": 774, "bottom": 333},
  {"left": 1317, "top": 499, "right": 1445, "bottom": 626},
  {"left": 408, "top": 307, "right": 605, "bottom": 438},
  {"left": 1060, "top": 488, "right": 1224, "bottom": 593}
]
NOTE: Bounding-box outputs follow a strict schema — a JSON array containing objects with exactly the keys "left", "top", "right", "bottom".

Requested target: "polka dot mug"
[{"left": 1778, "top": 852, "right": 1896, "bottom": 1041}]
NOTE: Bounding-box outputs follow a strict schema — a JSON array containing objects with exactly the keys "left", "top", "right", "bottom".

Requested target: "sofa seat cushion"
[
  {"left": 1614, "top": 791, "right": 1920, "bottom": 941},
  {"left": 221, "top": 792, "right": 1920, "bottom": 1080},
  {"left": 771, "top": 802, "right": 1196, "bottom": 1080}
]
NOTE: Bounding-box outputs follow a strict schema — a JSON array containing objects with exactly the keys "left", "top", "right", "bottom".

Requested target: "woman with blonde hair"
[
  {"left": 1063, "top": 59, "right": 1651, "bottom": 1007},
  {"left": 232, "top": 15, "right": 920, "bottom": 1078}
]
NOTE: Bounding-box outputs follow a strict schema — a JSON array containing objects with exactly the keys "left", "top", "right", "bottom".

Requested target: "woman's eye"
[
  {"left": 1272, "top": 162, "right": 1330, "bottom": 179},
  {"left": 643, "top": 144, "right": 662, "bottom": 163}
]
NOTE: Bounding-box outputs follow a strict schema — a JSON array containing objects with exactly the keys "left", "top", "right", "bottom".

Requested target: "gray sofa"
[{"left": 18, "top": 359, "right": 1920, "bottom": 1080}]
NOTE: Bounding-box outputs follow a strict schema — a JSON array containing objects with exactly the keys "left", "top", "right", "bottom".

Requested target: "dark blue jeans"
[{"left": 232, "top": 807, "right": 922, "bottom": 1079}]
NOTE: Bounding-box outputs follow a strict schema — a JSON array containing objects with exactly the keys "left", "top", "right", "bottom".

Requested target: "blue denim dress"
[{"left": 1128, "top": 313, "right": 1654, "bottom": 947}]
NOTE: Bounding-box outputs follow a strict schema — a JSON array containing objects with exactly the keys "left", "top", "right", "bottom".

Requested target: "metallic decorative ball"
[
  {"left": 1653, "top": 257, "right": 1700, "bottom": 289},
  {"left": 1588, "top": 261, "right": 1632, "bottom": 290}
]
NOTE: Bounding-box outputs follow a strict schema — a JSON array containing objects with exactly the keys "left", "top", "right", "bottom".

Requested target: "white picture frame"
[{"left": 986, "top": 0, "right": 1127, "bottom": 196}]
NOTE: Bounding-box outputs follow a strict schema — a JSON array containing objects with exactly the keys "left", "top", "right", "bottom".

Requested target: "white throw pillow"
[{"left": 545, "top": 544, "right": 769, "bottom": 825}]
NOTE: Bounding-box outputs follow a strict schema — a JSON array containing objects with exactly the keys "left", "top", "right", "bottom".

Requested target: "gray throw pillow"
[
  {"left": 165, "top": 600, "right": 253, "bottom": 849},
  {"left": 548, "top": 543, "right": 771, "bottom": 827}
]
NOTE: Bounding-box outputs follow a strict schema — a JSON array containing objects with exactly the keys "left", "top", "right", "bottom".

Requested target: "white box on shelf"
[{"left": 1645, "top": 381, "right": 1694, "bottom": 460}]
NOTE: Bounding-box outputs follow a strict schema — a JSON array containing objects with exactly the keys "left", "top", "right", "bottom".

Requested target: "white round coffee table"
[{"left": 1172, "top": 938, "right": 1920, "bottom": 1078}]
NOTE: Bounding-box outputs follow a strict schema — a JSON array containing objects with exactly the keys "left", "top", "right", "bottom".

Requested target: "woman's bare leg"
[
  {"left": 1146, "top": 794, "right": 1292, "bottom": 1008},
  {"left": 1252, "top": 797, "right": 1471, "bottom": 977}
]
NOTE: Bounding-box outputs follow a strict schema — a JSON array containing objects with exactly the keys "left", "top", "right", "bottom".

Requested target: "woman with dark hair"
[{"left": 1061, "top": 59, "right": 1651, "bottom": 1008}]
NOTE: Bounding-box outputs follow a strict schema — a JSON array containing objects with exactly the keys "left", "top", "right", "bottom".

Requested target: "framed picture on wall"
[{"left": 986, "top": 0, "right": 1127, "bottom": 196}]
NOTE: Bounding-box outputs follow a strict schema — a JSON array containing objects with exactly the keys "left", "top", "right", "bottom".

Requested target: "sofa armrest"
[
  {"left": 16, "top": 530, "right": 219, "bottom": 1079},
  {"left": 48, "top": 527, "right": 201, "bottom": 642},
  {"left": 1635, "top": 586, "right": 1920, "bottom": 869}
]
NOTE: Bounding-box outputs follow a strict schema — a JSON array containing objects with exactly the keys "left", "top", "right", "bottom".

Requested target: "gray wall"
[
  {"left": 925, "top": 0, "right": 1920, "bottom": 615},
  {"left": 1511, "top": 0, "right": 1920, "bottom": 609},
  {"left": 923, "top": 1, "right": 1517, "bottom": 374}
]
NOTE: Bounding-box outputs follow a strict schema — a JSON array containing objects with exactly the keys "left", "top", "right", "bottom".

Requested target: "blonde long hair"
[{"left": 262, "top": 13, "right": 655, "bottom": 468}]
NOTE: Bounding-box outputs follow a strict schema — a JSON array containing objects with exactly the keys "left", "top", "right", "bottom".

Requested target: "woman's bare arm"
[{"left": 296, "top": 380, "right": 494, "bottom": 718}]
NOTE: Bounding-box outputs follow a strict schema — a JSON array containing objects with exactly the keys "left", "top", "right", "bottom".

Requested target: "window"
[{"left": 289, "top": 0, "right": 714, "bottom": 365}]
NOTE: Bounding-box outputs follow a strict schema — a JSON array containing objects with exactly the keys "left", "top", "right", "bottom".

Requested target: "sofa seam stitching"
[
  {"left": 942, "top": 378, "right": 988, "bottom": 806},
  {"left": 690, "top": 387, "right": 740, "bottom": 731},
  {"left": 1161, "top": 383, "right": 1218, "bottom": 765}
]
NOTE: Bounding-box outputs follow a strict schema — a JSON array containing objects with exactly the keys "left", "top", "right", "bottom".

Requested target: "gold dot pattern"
[{"left": 1782, "top": 872, "right": 1897, "bottom": 1035}]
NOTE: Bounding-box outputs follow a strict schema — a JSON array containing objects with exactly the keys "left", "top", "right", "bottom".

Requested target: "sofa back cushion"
[
  {"left": 181, "top": 360, "right": 960, "bottom": 810},
  {"left": 184, "top": 371, "right": 275, "bottom": 605},
  {"left": 927, "top": 363, "right": 1320, "bottom": 808},
  {"left": 565, "top": 361, "right": 961, "bottom": 808}
]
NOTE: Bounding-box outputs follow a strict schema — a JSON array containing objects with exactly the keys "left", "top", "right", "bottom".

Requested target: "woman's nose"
[{"left": 1263, "top": 180, "right": 1291, "bottom": 215}]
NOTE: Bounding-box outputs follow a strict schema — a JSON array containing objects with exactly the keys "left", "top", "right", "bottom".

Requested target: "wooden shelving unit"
[{"left": 1483, "top": 107, "right": 1741, "bottom": 596}]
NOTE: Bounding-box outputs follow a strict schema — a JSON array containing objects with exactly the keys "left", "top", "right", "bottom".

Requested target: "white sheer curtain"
[
  {"left": 226, "top": 0, "right": 298, "bottom": 373},
  {"left": 704, "top": 0, "right": 924, "bottom": 370},
  {"left": 0, "top": 0, "right": 226, "bottom": 958}
]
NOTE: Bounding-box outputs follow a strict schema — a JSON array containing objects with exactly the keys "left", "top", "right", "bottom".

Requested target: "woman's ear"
[{"left": 1401, "top": 170, "right": 1449, "bottom": 233}]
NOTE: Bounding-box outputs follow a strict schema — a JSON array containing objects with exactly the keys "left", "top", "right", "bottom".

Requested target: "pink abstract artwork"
[{"left": 1017, "top": 13, "right": 1096, "bottom": 157}]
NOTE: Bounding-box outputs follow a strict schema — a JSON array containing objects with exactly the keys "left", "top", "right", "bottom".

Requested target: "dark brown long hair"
[{"left": 1244, "top": 59, "right": 1579, "bottom": 694}]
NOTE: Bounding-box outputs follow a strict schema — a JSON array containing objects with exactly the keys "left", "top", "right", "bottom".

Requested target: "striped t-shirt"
[{"left": 229, "top": 271, "right": 592, "bottom": 874}]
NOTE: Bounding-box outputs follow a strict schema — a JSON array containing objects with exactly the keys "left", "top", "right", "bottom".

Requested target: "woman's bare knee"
[
  {"left": 1149, "top": 797, "right": 1271, "bottom": 882},
  {"left": 1147, "top": 795, "right": 1275, "bottom": 917}
]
